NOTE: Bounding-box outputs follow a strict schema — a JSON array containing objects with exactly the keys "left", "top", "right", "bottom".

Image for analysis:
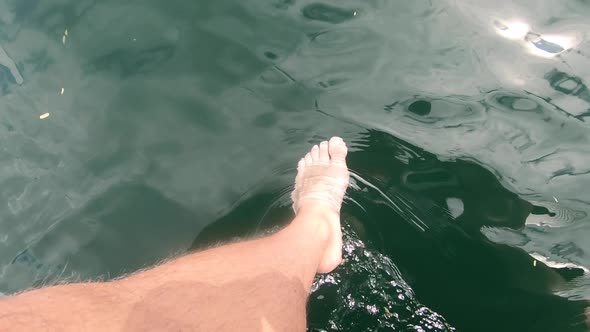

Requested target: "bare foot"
[{"left": 291, "top": 137, "right": 349, "bottom": 273}]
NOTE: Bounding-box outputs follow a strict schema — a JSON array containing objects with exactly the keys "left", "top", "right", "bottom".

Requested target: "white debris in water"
[
  {"left": 446, "top": 197, "right": 464, "bottom": 219},
  {"left": 345, "top": 294, "right": 356, "bottom": 308},
  {"left": 328, "top": 320, "right": 338, "bottom": 330},
  {"left": 410, "top": 325, "right": 426, "bottom": 332},
  {"left": 344, "top": 242, "right": 356, "bottom": 255},
  {"left": 366, "top": 304, "right": 378, "bottom": 314},
  {"left": 325, "top": 275, "right": 336, "bottom": 283}
]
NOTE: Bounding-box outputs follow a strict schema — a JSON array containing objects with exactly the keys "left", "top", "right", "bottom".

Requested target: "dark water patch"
[
  {"left": 302, "top": 3, "right": 357, "bottom": 24},
  {"left": 253, "top": 112, "right": 279, "bottom": 128},
  {"left": 488, "top": 92, "right": 544, "bottom": 113},
  {"left": 408, "top": 100, "right": 432, "bottom": 116},
  {"left": 345, "top": 131, "right": 589, "bottom": 332},
  {"left": 546, "top": 69, "right": 587, "bottom": 96},
  {"left": 255, "top": 45, "right": 287, "bottom": 63},
  {"left": 534, "top": 203, "right": 588, "bottom": 225},
  {"left": 393, "top": 96, "right": 484, "bottom": 126},
  {"left": 532, "top": 205, "right": 557, "bottom": 217},
  {"left": 545, "top": 69, "right": 590, "bottom": 117},
  {"left": 264, "top": 51, "right": 278, "bottom": 60}
]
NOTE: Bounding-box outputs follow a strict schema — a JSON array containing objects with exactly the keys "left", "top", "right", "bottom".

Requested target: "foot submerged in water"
[{"left": 291, "top": 137, "right": 350, "bottom": 273}]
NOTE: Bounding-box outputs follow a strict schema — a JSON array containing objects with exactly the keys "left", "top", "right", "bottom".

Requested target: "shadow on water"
[{"left": 192, "top": 129, "right": 589, "bottom": 332}]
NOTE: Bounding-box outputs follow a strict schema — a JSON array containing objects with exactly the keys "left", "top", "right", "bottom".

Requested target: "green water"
[{"left": 1, "top": 0, "right": 589, "bottom": 330}]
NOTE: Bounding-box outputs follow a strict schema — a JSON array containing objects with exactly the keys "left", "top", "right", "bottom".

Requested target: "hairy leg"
[{"left": 0, "top": 137, "right": 350, "bottom": 332}]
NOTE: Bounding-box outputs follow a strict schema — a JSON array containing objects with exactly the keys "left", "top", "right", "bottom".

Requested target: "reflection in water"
[
  {"left": 547, "top": 69, "right": 588, "bottom": 96},
  {"left": 525, "top": 32, "right": 566, "bottom": 55},
  {"left": 545, "top": 69, "right": 590, "bottom": 119},
  {"left": 494, "top": 20, "right": 573, "bottom": 57}
]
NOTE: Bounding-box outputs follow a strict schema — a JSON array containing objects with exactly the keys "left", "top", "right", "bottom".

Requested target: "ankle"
[
  {"left": 291, "top": 206, "right": 339, "bottom": 241},
  {"left": 297, "top": 204, "right": 340, "bottom": 222}
]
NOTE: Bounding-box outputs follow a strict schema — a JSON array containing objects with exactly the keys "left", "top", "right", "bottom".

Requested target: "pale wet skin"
[
  {"left": 0, "top": 0, "right": 590, "bottom": 331},
  {"left": 291, "top": 136, "right": 349, "bottom": 273}
]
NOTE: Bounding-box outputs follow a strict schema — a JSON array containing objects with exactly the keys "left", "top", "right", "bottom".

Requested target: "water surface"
[{"left": 0, "top": 0, "right": 589, "bottom": 330}]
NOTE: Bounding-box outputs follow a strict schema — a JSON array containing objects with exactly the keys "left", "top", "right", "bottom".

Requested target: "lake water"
[{"left": 0, "top": 0, "right": 589, "bottom": 331}]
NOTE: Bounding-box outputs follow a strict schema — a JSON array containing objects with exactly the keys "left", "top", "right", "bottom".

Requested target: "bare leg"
[{"left": 0, "top": 137, "right": 350, "bottom": 332}]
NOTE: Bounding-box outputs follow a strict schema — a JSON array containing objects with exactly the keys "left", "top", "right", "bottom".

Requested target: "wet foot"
[{"left": 291, "top": 137, "right": 350, "bottom": 273}]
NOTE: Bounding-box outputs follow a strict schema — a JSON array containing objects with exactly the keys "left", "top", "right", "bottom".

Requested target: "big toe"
[{"left": 328, "top": 137, "right": 348, "bottom": 164}]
